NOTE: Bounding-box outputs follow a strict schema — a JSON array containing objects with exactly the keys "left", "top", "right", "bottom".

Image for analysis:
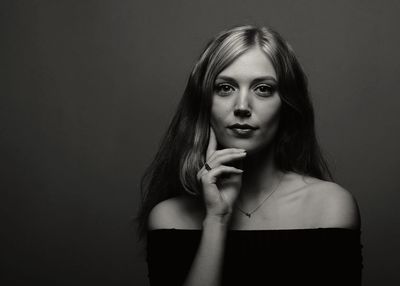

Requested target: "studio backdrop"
[{"left": 2, "top": 1, "right": 399, "bottom": 285}]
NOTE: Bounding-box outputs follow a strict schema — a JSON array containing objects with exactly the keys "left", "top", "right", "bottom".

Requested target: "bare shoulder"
[
  {"left": 147, "top": 195, "right": 204, "bottom": 230},
  {"left": 306, "top": 180, "right": 361, "bottom": 230}
]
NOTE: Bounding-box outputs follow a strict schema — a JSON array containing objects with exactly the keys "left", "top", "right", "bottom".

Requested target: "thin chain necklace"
[{"left": 236, "top": 173, "right": 284, "bottom": 218}]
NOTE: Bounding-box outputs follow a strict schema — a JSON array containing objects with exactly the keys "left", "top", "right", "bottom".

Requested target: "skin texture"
[
  {"left": 148, "top": 44, "right": 360, "bottom": 286},
  {"left": 148, "top": 45, "right": 360, "bottom": 231},
  {"left": 192, "top": 47, "right": 283, "bottom": 223},
  {"left": 196, "top": 128, "right": 244, "bottom": 221},
  {"left": 211, "top": 46, "right": 281, "bottom": 155},
  {"left": 207, "top": 46, "right": 285, "bottom": 218}
]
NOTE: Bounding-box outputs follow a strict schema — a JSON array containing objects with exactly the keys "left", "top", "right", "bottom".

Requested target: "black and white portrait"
[{"left": 2, "top": 1, "right": 399, "bottom": 285}]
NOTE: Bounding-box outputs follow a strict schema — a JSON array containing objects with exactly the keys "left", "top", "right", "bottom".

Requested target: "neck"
[{"left": 238, "top": 144, "right": 283, "bottom": 203}]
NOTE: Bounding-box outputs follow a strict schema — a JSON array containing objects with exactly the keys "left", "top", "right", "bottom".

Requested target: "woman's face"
[{"left": 210, "top": 46, "right": 282, "bottom": 154}]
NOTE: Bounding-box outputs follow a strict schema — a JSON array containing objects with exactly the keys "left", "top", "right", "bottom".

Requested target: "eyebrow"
[{"left": 215, "top": 75, "right": 278, "bottom": 84}]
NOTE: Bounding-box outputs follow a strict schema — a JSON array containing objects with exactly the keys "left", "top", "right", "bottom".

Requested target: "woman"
[{"left": 137, "top": 25, "right": 363, "bottom": 285}]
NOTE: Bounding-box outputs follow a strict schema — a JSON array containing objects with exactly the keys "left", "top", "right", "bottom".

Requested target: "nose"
[{"left": 233, "top": 90, "right": 251, "bottom": 117}]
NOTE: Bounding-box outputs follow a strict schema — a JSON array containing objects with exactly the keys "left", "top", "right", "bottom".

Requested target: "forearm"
[{"left": 183, "top": 216, "right": 228, "bottom": 286}]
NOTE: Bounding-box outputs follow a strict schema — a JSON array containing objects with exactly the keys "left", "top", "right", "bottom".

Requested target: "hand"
[{"left": 196, "top": 126, "right": 246, "bottom": 223}]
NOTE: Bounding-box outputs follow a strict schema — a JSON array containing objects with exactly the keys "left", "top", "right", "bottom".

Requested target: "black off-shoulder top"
[{"left": 146, "top": 228, "right": 363, "bottom": 286}]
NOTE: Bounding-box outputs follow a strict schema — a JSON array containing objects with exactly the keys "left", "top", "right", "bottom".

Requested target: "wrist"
[{"left": 203, "top": 214, "right": 230, "bottom": 228}]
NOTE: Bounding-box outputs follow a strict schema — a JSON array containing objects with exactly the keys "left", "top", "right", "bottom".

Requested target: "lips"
[
  {"left": 228, "top": 123, "right": 258, "bottom": 130},
  {"left": 227, "top": 123, "right": 258, "bottom": 137}
]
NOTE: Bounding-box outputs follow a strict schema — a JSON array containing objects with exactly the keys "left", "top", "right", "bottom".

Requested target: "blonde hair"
[{"left": 137, "top": 25, "right": 333, "bottom": 239}]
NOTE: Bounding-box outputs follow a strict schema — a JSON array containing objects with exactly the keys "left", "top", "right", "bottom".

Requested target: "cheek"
[
  {"left": 210, "top": 102, "right": 228, "bottom": 127},
  {"left": 210, "top": 105, "right": 230, "bottom": 147},
  {"left": 257, "top": 100, "right": 282, "bottom": 136},
  {"left": 264, "top": 106, "right": 281, "bottom": 127},
  {"left": 210, "top": 113, "right": 225, "bottom": 139}
]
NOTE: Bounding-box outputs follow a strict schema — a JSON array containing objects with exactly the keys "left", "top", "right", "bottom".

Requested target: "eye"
[
  {"left": 214, "top": 83, "right": 235, "bottom": 96},
  {"left": 254, "top": 84, "right": 277, "bottom": 97}
]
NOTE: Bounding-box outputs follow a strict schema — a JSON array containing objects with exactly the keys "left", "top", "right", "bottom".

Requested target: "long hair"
[{"left": 136, "top": 25, "right": 333, "bottom": 239}]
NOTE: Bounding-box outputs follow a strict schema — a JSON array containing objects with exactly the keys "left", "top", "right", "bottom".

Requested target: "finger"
[
  {"left": 197, "top": 150, "right": 245, "bottom": 180},
  {"left": 201, "top": 165, "right": 243, "bottom": 184},
  {"left": 206, "top": 126, "right": 218, "bottom": 159},
  {"left": 196, "top": 164, "right": 209, "bottom": 181},
  {"left": 196, "top": 163, "right": 213, "bottom": 181},
  {"left": 207, "top": 148, "right": 246, "bottom": 166},
  {"left": 207, "top": 152, "right": 246, "bottom": 169},
  {"left": 210, "top": 148, "right": 246, "bottom": 157},
  {"left": 197, "top": 168, "right": 205, "bottom": 181}
]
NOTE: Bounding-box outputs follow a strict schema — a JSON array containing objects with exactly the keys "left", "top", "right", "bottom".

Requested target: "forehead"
[{"left": 217, "top": 46, "right": 276, "bottom": 81}]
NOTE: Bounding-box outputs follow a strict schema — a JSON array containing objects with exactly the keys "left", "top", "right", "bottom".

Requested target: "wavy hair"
[{"left": 136, "top": 25, "right": 333, "bottom": 239}]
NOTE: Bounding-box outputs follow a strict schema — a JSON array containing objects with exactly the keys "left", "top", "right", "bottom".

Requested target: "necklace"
[{"left": 236, "top": 173, "right": 284, "bottom": 218}]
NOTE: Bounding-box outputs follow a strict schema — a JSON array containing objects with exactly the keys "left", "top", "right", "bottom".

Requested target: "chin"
[
  {"left": 219, "top": 135, "right": 275, "bottom": 154},
  {"left": 219, "top": 140, "right": 259, "bottom": 153}
]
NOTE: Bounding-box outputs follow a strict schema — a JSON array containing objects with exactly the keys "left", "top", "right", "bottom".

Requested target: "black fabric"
[{"left": 146, "top": 228, "right": 363, "bottom": 286}]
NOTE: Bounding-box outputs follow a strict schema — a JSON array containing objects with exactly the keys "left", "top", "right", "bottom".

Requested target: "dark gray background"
[{"left": 2, "top": 0, "right": 399, "bottom": 285}]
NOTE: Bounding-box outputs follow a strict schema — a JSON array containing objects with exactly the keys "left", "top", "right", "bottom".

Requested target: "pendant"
[{"left": 245, "top": 213, "right": 251, "bottom": 218}]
